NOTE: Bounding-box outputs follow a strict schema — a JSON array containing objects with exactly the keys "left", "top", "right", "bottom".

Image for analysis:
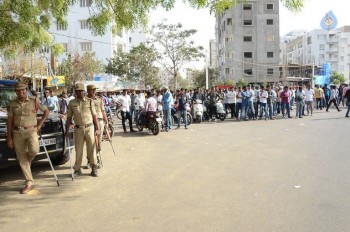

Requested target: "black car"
[{"left": 0, "top": 80, "right": 74, "bottom": 169}]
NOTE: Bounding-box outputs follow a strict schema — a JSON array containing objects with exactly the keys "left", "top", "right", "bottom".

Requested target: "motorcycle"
[
  {"left": 192, "top": 99, "right": 203, "bottom": 123},
  {"left": 136, "top": 110, "right": 162, "bottom": 135},
  {"left": 171, "top": 105, "right": 193, "bottom": 126}
]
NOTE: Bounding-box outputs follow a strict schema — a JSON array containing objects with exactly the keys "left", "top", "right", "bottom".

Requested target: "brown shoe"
[{"left": 20, "top": 185, "right": 35, "bottom": 194}]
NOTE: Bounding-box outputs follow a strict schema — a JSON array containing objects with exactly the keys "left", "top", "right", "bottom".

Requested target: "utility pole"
[{"left": 205, "top": 52, "right": 209, "bottom": 89}]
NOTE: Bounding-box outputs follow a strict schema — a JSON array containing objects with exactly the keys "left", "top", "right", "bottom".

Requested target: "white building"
[
  {"left": 282, "top": 26, "right": 350, "bottom": 83},
  {"left": 127, "top": 26, "right": 149, "bottom": 51},
  {"left": 50, "top": 0, "right": 128, "bottom": 65}
]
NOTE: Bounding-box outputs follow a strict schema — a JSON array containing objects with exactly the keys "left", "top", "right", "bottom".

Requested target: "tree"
[
  {"left": 0, "top": 0, "right": 304, "bottom": 57},
  {"left": 106, "top": 43, "right": 161, "bottom": 89},
  {"left": 330, "top": 71, "right": 346, "bottom": 85},
  {"left": 191, "top": 68, "right": 219, "bottom": 88},
  {"left": 235, "top": 78, "right": 248, "bottom": 88},
  {"left": 58, "top": 52, "right": 103, "bottom": 90},
  {"left": 148, "top": 22, "right": 204, "bottom": 90}
]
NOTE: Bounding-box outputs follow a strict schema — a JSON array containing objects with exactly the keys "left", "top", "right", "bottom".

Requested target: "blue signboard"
[
  {"left": 314, "top": 63, "right": 331, "bottom": 86},
  {"left": 320, "top": 11, "right": 338, "bottom": 31}
]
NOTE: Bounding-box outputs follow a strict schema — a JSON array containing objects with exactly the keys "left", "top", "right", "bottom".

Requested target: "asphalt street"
[{"left": 1, "top": 106, "right": 350, "bottom": 232}]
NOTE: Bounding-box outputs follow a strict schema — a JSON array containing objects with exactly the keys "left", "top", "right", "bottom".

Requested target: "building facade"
[
  {"left": 216, "top": 0, "right": 280, "bottom": 83},
  {"left": 50, "top": 0, "right": 128, "bottom": 65},
  {"left": 282, "top": 26, "right": 350, "bottom": 83}
]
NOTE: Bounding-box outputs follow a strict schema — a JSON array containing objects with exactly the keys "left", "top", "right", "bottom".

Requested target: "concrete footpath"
[{"left": 1, "top": 107, "right": 350, "bottom": 232}]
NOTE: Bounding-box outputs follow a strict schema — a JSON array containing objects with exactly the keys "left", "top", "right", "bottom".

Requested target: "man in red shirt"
[{"left": 280, "top": 86, "right": 292, "bottom": 118}]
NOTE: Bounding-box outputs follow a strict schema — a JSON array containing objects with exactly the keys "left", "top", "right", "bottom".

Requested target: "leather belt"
[
  {"left": 75, "top": 123, "right": 93, "bottom": 129},
  {"left": 14, "top": 125, "right": 37, "bottom": 131},
  {"left": 98, "top": 118, "right": 103, "bottom": 121}
]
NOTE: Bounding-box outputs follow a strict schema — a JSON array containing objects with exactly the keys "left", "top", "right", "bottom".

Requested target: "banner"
[{"left": 47, "top": 76, "right": 65, "bottom": 87}]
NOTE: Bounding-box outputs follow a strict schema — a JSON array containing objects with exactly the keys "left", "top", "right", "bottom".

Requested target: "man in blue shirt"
[
  {"left": 161, "top": 86, "right": 173, "bottom": 132},
  {"left": 240, "top": 86, "right": 250, "bottom": 121}
]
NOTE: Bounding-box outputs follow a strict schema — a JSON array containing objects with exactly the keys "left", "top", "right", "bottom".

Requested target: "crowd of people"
[
  {"left": 41, "top": 82, "right": 350, "bottom": 134},
  {"left": 74, "top": 83, "right": 350, "bottom": 133},
  {"left": 8, "top": 81, "right": 350, "bottom": 194}
]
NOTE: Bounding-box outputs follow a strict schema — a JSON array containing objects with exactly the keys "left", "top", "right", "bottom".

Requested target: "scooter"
[
  {"left": 192, "top": 99, "right": 203, "bottom": 123},
  {"left": 215, "top": 100, "right": 226, "bottom": 121}
]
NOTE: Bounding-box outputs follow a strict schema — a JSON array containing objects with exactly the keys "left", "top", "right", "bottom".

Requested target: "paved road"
[{"left": 1, "top": 107, "right": 350, "bottom": 232}]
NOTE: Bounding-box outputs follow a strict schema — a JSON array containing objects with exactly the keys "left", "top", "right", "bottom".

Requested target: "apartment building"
[
  {"left": 216, "top": 0, "right": 280, "bottom": 83},
  {"left": 283, "top": 26, "right": 350, "bottom": 83},
  {"left": 50, "top": 0, "right": 128, "bottom": 65}
]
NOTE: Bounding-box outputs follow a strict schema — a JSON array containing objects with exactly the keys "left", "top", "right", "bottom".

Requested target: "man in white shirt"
[
  {"left": 247, "top": 85, "right": 255, "bottom": 119},
  {"left": 259, "top": 85, "right": 268, "bottom": 120},
  {"left": 226, "top": 87, "right": 237, "bottom": 118},
  {"left": 304, "top": 85, "right": 315, "bottom": 115},
  {"left": 117, "top": 89, "right": 135, "bottom": 133}
]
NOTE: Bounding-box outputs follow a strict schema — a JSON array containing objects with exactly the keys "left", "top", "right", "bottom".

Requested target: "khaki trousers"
[
  {"left": 74, "top": 126, "right": 96, "bottom": 171},
  {"left": 13, "top": 129, "right": 39, "bottom": 184}
]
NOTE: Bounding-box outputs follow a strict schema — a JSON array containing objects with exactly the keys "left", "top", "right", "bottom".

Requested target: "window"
[
  {"left": 243, "top": 36, "right": 252, "bottom": 42},
  {"left": 61, "top": 43, "right": 68, "bottom": 52},
  {"left": 80, "top": 0, "right": 92, "bottom": 7},
  {"left": 80, "top": 42, "right": 92, "bottom": 51},
  {"left": 244, "top": 52, "right": 253, "bottom": 58},
  {"left": 80, "top": 20, "right": 91, "bottom": 29},
  {"left": 319, "top": 44, "right": 325, "bottom": 50},
  {"left": 307, "top": 36, "right": 312, "bottom": 45},
  {"left": 243, "top": 4, "right": 252, "bottom": 10},
  {"left": 225, "top": 68, "right": 230, "bottom": 75},
  {"left": 56, "top": 23, "right": 67, "bottom": 31},
  {"left": 266, "top": 34, "right": 274, "bottom": 41},
  {"left": 244, "top": 69, "right": 253, "bottom": 75},
  {"left": 267, "top": 68, "right": 274, "bottom": 75},
  {"left": 266, "top": 19, "right": 274, "bottom": 25},
  {"left": 129, "top": 37, "right": 132, "bottom": 43},
  {"left": 244, "top": 20, "right": 253, "bottom": 26},
  {"left": 227, "top": 18, "right": 232, "bottom": 25},
  {"left": 267, "top": 52, "right": 274, "bottom": 58},
  {"left": 266, "top": 3, "right": 274, "bottom": 10}
]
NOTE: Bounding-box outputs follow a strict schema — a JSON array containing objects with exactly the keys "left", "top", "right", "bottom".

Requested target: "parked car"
[{"left": 0, "top": 80, "right": 74, "bottom": 169}]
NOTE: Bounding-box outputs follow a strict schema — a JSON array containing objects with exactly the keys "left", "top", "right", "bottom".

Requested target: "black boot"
[{"left": 91, "top": 165, "right": 99, "bottom": 177}]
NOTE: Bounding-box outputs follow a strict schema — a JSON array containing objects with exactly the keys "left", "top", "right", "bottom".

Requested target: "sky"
[{"left": 149, "top": 0, "right": 350, "bottom": 52}]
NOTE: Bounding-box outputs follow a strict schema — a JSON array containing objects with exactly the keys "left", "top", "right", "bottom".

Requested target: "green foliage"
[
  {"left": 0, "top": 0, "right": 304, "bottom": 57},
  {"left": 148, "top": 22, "right": 204, "bottom": 90},
  {"left": 235, "top": 78, "right": 248, "bottom": 88},
  {"left": 105, "top": 43, "right": 160, "bottom": 89},
  {"left": 330, "top": 71, "right": 346, "bottom": 85},
  {"left": 191, "top": 68, "right": 218, "bottom": 88},
  {"left": 58, "top": 52, "right": 103, "bottom": 90}
]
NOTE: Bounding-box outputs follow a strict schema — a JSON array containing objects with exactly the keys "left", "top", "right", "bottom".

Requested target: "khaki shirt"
[
  {"left": 88, "top": 96, "right": 105, "bottom": 119},
  {"left": 8, "top": 97, "right": 48, "bottom": 127},
  {"left": 67, "top": 97, "right": 97, "bottom": 126}
]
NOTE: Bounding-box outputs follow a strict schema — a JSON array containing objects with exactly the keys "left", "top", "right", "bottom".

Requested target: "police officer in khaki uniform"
[
  {"left": 86, "top": 85, "right": 108, "bottom": 168},
  {"left": 7, "top": 82, "right": 49, "bottom": 194},
  {"left": 65, "top": 83, "right": 100, "bottom": 177}
]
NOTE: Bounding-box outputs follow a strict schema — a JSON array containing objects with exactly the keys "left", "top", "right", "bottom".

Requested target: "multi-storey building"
[
  {"left": 50, "top": 0, "right": 128, "bottom": 65},
  {"left": 282, "top": 26, "right": 350, "bottom": 83},
  {"left": 216, "top": 0, "right": 280, "bottom": 83}
]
